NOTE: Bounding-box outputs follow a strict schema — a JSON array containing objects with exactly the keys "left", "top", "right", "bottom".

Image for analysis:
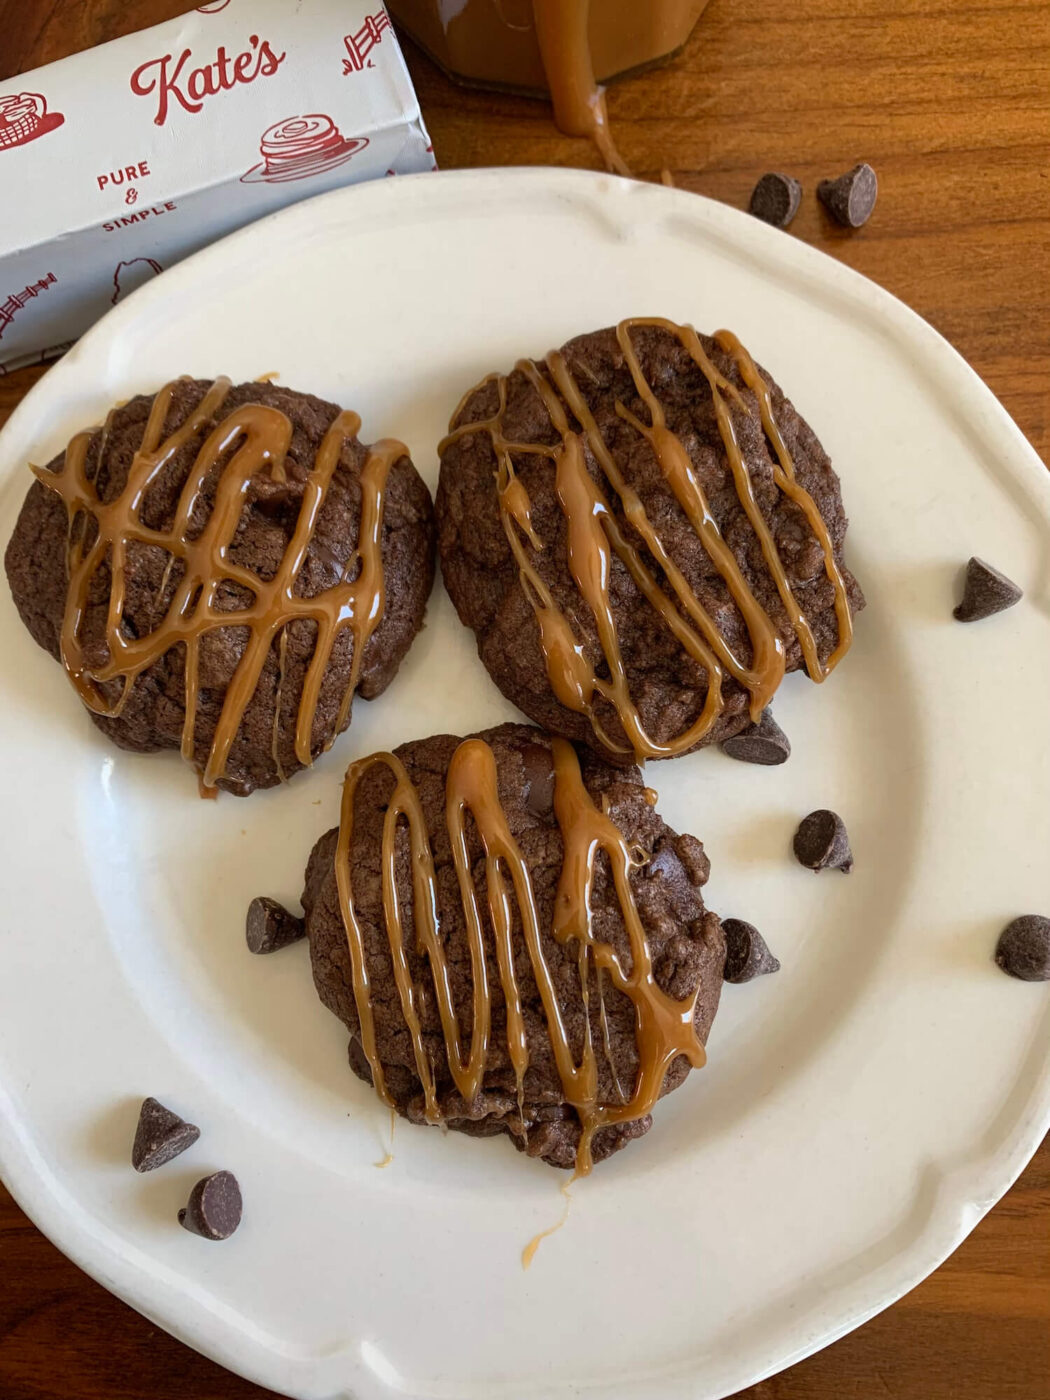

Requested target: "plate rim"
[{"left": 0, "top": 165, "right": 1048, "bottom": 1400}]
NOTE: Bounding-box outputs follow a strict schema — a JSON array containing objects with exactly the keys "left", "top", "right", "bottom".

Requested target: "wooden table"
[{"left": 1, "top": 2, "right": 1048, "bottom": 1396}]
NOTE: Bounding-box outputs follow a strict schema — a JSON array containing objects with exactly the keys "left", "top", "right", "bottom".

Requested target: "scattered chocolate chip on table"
[
  {"left": 749, "top": 172, "right": 803, "bottom": 228},
  {"left": 817, "top": 162, "right": 878, "bottom": 227}
]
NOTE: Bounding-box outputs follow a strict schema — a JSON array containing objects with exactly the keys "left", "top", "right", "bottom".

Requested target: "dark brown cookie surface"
[
  {"left": 301, "top": 723, "right": 725, "bottom": 1169},
  {"left": 436, "top": 321, "right": 863, "bottom": 764},
  {"left": 5, "top": 378, "right": 435, "bottom": 795}
]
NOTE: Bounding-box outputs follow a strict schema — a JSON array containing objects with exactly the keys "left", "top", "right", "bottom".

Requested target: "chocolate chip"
[
  {"left": 131, "top": 1097, "right": 200, "bottom": 1172},
  {"left": 246, "top": 896, "right": 304, "bottom": 954},
  {"left": 722, "top": 919, "right": 781, "bottom": 983},
  {"left": 749, "top": 172, "right": 803, "bottom": 228},
  {"left": 644, "top": 842, "right": 679, "bottom": 883},
  {"left": 720, "top": 710, "right": 791, "bottom": 766},
  {"left": 817, "top": 163, "right": 878, "bottom": 227},
  {"left": 521, "top": 740, "right": 555, "bottom": 818},
  {"left": 995, "top": 916, "right": 1050, "bottom": 982},
  {"left": 178, "top": 1171, "right": 242, "bottom": 1240},
  {"left": 793, "top": 809, "right": 853, "bottom": 872},
  {"left": 953, "top": 557, "right": 1023, "bottom": 622}
]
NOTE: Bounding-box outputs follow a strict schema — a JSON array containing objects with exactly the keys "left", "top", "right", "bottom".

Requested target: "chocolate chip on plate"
[
  {"left": 953, "top": 557, "right": 1023, "bottom": 622},
  {"left": 246, "top": 896, "right": 305, "bottom": 954},
  {"left": 721, "top": 710, "right": 791, "bottom": 766},
  {"left": 817, "top": 163, "right": 878, "bottom": 227},
  {"left": 749, "top": 172, "right": 803, "bottom": 229},
  {"left": 178, "top": 1171, "right": 243, "bottom": 1240},
  {"left": 723, "top": 919, "right": 781, "bottom": 984},
  {"left": 793, "top": 809, "right": 853, "bottom": 873},
  {"left": 131, "top": 1097, "right": 200, "bottom": 1173},
  {"left": 521, "top": 740, "right": 555, "bottom": 818},
  {"left": 995, "top": 916, "right": 1050, "bottom": 982}
]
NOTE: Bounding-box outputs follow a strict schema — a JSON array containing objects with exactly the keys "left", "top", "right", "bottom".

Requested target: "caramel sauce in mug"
[
  {"left": 387, "top": 0, "right": 712, "bottom": 174},
  {"left": 34, "top": 378, "right": 406, "bottom": 791},
  {"left": 442, "top": 319, "right": 854, "bottom": 762}
]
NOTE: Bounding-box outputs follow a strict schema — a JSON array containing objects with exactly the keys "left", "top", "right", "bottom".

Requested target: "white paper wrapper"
[{"left": 0, "top": 0, "right": 435, "bottom": 373}]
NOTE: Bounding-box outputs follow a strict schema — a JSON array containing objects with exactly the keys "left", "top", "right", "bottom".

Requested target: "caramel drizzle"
[
  {"left": 336, "top": 735, "right": 706, "bottom": 1175},
  {"left": 522, "top": 1180, "right": 573, "bottom": 1269},
  {"left": 34, "top": 377, "right": 405, "bottom": 788},
  {"left": 440, "top": 319, "right": 853, "bottom": 760}
]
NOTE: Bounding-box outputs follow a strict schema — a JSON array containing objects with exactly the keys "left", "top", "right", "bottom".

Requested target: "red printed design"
[
  {"left": 112, "top": 258, "right": 164, "bottom": 305},
  {"left": 342, "top": 11, "right": 391, "bottom": 74},
  {"left": 241, "top": 115, "right": 369, "bottom": 185},
  {"left": 0, "top": 92, "right": 65, "bottom": 151},
  {"left": 0, "top": 273, "right": 57, "bottom": 341},
  {"left": 197, "top": 1, "right": 233, "bottom": 11}
]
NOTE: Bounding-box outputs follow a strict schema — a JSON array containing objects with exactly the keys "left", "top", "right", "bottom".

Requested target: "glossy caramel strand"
[
  {"left": 336, "top": 735, "right": 707, "bottom": 1175},
  {"left": 440, "top": 320, "right": 853, "bottom": 761},
  {"left": 33, "top": 377, "right": 405, "bottom": 789}
]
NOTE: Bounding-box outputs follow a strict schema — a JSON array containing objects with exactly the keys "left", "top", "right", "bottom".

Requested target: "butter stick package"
[{"left": 0, "top": 0, "right": 435, "bottom": 373}]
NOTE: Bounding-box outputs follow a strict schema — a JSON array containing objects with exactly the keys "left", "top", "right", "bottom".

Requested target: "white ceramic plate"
[{"left": 0, "top": 169, "right": 1047, "bottom": 1400}]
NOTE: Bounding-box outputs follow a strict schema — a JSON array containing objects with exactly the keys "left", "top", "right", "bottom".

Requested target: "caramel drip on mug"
[
  {"left": 336, "top": 736, "right": 707, "bottom": 1175},
  {"left": 33, "top": 377, "right": 405, "bottom": 788},
  {"left": 440, "top": 320, "right": 853, "bottom": 760},
  {"left": 531, "top": 0, "right": 632, "bottom": 177}
]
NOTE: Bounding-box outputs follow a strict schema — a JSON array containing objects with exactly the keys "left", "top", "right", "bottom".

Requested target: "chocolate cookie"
[
  {"left": 436, "top": 319, "right": 864, "bottom": 763},
  {"left": 5, "top": 377, "right": 435, "bottom": 795},
  {"left": 299, "top": 722, "right": 725, "bottom": 1170}
]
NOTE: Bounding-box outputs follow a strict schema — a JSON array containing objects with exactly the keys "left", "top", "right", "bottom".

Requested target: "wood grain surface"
[{"left": 1, "top": 2, "right": 1048, "bottom": 1397}]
